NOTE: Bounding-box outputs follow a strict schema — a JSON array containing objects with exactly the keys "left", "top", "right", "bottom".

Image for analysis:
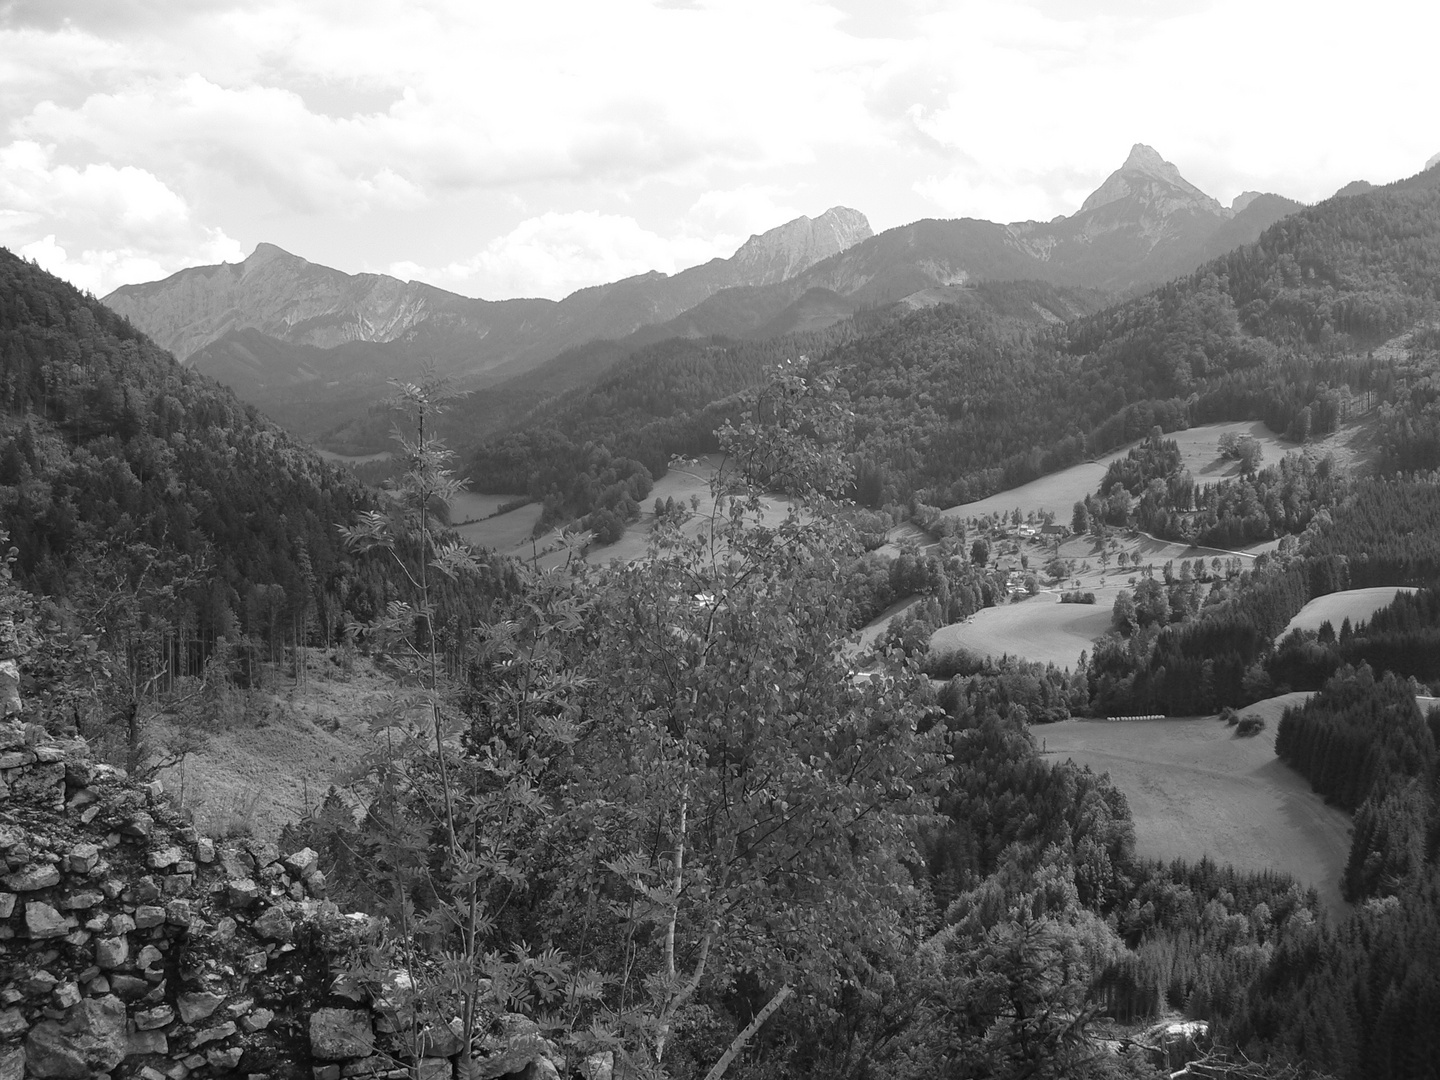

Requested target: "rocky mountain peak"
[
  {"left": 1122, "top": 143, "right": 1183, "bottom": 183},
  {"left": 729, "top": 207, "right": 873, "bottom": 286},
  {"left": 1080, "top": 143, "right": 1223, "bottom": 216},
  {"left": 1231, "top": 191, "right": 1264, "bottom": 213},
  {"left": 245, "top": 241, "right": 299, "bottom": 265},
  {"left": 1427, "top": 151, "right": 1440, "bottom": 171}
]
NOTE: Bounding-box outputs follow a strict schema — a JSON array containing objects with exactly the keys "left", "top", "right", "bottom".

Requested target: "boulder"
[
  {"left": 120, "top": 812, "right": 154, "bottom": 841},
  {"left": 133, "top": 1005, "right": 174, "bottom": 1030},
  {"left": 65, "top": 843, "right": 99, "bottom": 873},
  {"left": 146, "top": 846, "right": 184, "bottom": 870},
  {"left": 125, "top": 1029, "right": 168, "bottom": 1056},
  {"left": 4, "top": 863, "right": 61, "bottom": 890},
  {"left": 309, "top": 1008, "right": 375, "bottom": 1059},
  {"left": 94, "top": 936, "right": 128, "bottom": 969},
  {"left": 283, "top": 847, "right": 319, "bottom": 877},
  {"left": 24, "top": 994, "right": 126, "bottom": 1078},
  {"left": 177, "top": 991, "right": 225, "bottom": 1023},
  {"left": 253, "top": 904, "right": 293, "bottom": 941},
  {"left": 418, "top": 1020, "right": 464, "bottom": 1057},
  {"left": 134, "top": 905, "right": 165, "bottom": 928},
  {"left": 25, "top": 901, "right": 68, "bottom": 939}
]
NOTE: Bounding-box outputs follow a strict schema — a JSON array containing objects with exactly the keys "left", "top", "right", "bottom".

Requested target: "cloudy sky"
[{"left": 1, "top": 0, "right": 1434, "bottom": 301}]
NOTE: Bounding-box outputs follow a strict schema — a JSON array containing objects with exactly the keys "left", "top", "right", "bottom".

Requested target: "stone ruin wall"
[{"left": 0, "top": 719, "right": 583, "bottom": 1080}]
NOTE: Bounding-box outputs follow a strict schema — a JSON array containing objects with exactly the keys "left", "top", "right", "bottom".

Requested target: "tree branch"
[{"left": 702, "top": 985, "right": 793, "bottom": 1080}]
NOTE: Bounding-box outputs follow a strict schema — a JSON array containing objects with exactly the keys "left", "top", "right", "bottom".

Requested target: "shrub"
[{"left": 1236, "top": 714, "right": 1266, "bottom": 737}]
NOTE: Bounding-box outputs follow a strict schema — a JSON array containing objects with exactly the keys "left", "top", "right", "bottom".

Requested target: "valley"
[{"left": 4, "top": 148, "right": 1440, "bottom": 1080}]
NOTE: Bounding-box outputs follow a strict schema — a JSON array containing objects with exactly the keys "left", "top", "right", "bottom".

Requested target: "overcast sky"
[{"left": 1, "top": 0, "right": 1434, "bottom": 302}]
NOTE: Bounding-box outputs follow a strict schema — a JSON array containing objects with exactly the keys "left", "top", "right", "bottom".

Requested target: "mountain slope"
[
  {"left": 104, "top": 207, "right": 872, "bottom": 367},
  {"left": 107, "top": 147, "right": 1302, "bottom": 455},
  {"left": 475, "top": 161, "right": 1440, "bottom": 533},
  {"left": 535, "top": 145, "right": 1301, "bottom": 358},
  {"left": 0, "top": 246, "right": 491, "bottom": 659}
]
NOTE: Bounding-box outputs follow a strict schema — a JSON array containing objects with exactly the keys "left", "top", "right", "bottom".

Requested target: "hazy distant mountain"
[
  {"left": 726, "top": 207, "right": 872, "bottom": 284},
  {"left": 104, "top": 146, "right": 1302, "bottom": 453},
  {"left": 105, "top": 208, "right": 871, "bottom": 444},
  {"left": 1428, "top": 151, "right": 1440, "bottom": 171},
  {"left": 104, "top": 208, "right": 871, "bottom": 366},
  {"left": 572, "top": 145, "right": 1301, "bottom": 346},
  {"left": 1334, "top": 180, "right": 1377, "bottom": 198}
]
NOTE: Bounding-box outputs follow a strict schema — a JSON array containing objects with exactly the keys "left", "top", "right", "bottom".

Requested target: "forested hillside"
[
  {"left": 466, "top": 280, "right": 1107, "bottom": 531},
  {"left": 470, "top": 165, "right": 1438, "bottom": 540},
  {"left": 0, "top": 248, "right": 509, "bottom": 767}
]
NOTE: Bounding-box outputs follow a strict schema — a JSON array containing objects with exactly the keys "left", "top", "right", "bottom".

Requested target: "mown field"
[
  {"left": 929, "top": 591, "right": 1119, "bottom": 670},
  {"left": 1040, "top": 693, "right": 1353, "bottom": 915},
  {"left": 941, "top": 420, "right": 1296, "bottom": 522},
  {"left": 1277, "top": 586, "right": 1409, "bottom": 640}
]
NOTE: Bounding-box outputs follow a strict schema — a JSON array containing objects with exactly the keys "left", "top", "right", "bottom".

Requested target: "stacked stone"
[
  {"left": 0, "top": 719, "right": 372, "bottom": 1080},
  {"left": 0, "top": 721, "right": 588, "bottom": 1080}
]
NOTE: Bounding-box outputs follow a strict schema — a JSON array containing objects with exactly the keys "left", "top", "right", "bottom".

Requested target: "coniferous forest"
[{"left": 4, "top": 163, "right": 1440, "bottom": 1080}]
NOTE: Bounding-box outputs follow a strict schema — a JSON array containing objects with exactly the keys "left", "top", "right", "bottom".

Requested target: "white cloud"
[
  {"left": 391, "top": 210, "right": 734, "bottom": 300},
  {"left": 4, "top": 0, "right": 1439, "bottom": 299},
  {"left": 687, "top": 186, "right": 807, "bottom": 243},
  {"left": 0, "top": 141, "right": 244, "bottom": 294}
]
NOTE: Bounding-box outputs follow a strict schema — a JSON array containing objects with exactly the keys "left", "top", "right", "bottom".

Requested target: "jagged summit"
[
  {"left": 1121, "top": 143, "right": 1186, "bottom": 184},
  {"left": 244, "top": 241, "right": 303, "bottom": 266},
  {"left": 1427, "top": 151, "right": 1440, "bottom": 171},
  {"left": 1080, "top": 143, "right": 1223, "bottom": 216},
  {"left": 729, "top": 207, "right": 872, "bottom": 285},
  {"left": 1232, "top": 191, "right": 1264, "bottom": 213}
]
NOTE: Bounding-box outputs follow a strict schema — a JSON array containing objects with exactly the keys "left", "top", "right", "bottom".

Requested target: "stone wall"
[{"left": 0, "top": 721, "right": 579, "bottom": 1080}]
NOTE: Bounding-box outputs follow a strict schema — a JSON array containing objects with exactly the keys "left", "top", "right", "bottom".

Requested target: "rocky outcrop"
[
  {"left": 1080, "top": 143, "right": 1226, "bottom": 216},
  {"left": 103, "top": 210, "right": 873, "bottom": 371},
  {"left": 727, "top": 208, "right": 872, "bottom": 287},
  {"left": 0, "top": 720, "right": 566, "bottom": 1080}
]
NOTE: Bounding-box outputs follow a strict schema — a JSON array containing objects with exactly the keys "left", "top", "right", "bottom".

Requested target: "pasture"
[
  {"left": 941, "top": 420, "right": 1296, "bottom": 522},
  {"left": 454, "top": 501, "right": 545, "bottom": 553},
  {"left": 455, "top": 455, "right": 800, "bottom": 570},
  {"left": 928, "top": 590, "right": 1120, "bottom": 670},
  {"left": 1277, "top": 587, "right": 1409, "bottom": 640},
  {"left": 448, "top": 490, "right": 524, "bottom": 523},
  {"left": 1041, "top": 697, "right": 1352, "bottom": 915}
]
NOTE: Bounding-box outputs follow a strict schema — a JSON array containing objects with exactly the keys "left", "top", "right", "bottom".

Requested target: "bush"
[
  {"left": 1220, "top": 706, "right": 1239, "bottom": 726},
  {"left": 1236, "top": 714, "right": 1266, "bottom": 737},
  {"left": 1060, "top": 591, "right": 1097, "bottom": 604},
  {"left": 925, "top": 645, "right": 988, "bottom": 680}
]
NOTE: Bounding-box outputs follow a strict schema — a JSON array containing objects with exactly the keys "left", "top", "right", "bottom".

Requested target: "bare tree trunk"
[{"left": 702, "top": 985, "right": 793, "bottom": 1080}]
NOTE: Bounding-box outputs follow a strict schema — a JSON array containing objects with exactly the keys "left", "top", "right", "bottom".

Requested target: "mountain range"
[{"left": 103, "top": 144, "right": 1303, "bottom": 452}]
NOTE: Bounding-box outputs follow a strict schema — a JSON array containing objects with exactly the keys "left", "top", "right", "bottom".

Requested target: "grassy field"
[
  {"left": 454, "top": 501, "right": 545, "bottom": 553},
  {"left": 453, "top": 456, "right": 799, "bottom": 570},
  {"left": 929, "top": 590, "right": 1119, "bottom": 670},
  {"left": 1040, "top": 694, "right": 1353, "bottom": 915},
  {"left": 448, "top": 490, "right": 523, "bottom": 523},
  {"left": 941, "top": 420, "right": 1296, "bottom": 522},
  {"left": 1277, "top": 587, "right": 1408, "bottom": 639}
]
